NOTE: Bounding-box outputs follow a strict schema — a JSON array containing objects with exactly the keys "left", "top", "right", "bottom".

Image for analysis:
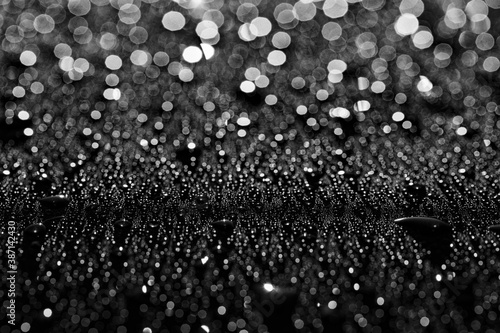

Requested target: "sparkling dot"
[
  {"left": 105, "top": 55, "right": 122, "bottom": 70},
  {"left": 263, "top": 283, "right": 274, "bottom": 292},
  {"left": 182, "top": 46, "right": 203, "bottom": 63},
  {"left": 420, "top": 317, "right": 430, "bottom": 327},
  {"left": 20, "top": 50, "right": 37, "bottom": 66},
  {"left": 18, "top": 110, "right": 30, "bottom": 120},
  {"left": 249, "top": 17, "right": 272, "bottom": 37},
  {"left": 395, "top": 13, "right": 419, "bottom": 36},
  {"left": 240, "top": 81, "right": 256, "bottom": 93},
  {"left": 268, "top": 50, "right": 286, "bottom": 66}
]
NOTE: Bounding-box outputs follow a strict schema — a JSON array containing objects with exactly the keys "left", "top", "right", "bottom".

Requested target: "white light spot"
[
  {"left": 237, "top": 117, "right": 251, "bottom": 126},
  {"left": 183, "top": 46, "right": 203, "bottom": 63},
  {"left": 200, "top": 43, "right": 215, "bottom": 60},
  {"left": 354, "top": 100, "right": 371, "bottom": 112},
  {"left": 18, "top": 110, "right": 30, "bottom": 120},
  {"left": 263, "top": 283, "right": 274, "bottom": 292},
  {"left": 240, "top": 80, "right": 256, "bottom": 93},
  {"left": 20, "top": 51, "right": 37, "bottom": 66},
  {"left": 392, "top": 111, "right": 405, "bottom": 122},
  {"left": 105, "top": 55, "right": 122, "bottom": 70},
  {"left": 395, "top": 13, "right": 419, "bottom": 36},
  {"left": 162, "top": 11, "right": 186, "bottom": 31},
  {"left": 420, "top": 317, "right": 430, "bottom": 327},
  {"left": 417, "top": 76, "right": 433, "bottom": 93},
  {"left": 267, "top": 50, "right": 286, "bottom": 66}
]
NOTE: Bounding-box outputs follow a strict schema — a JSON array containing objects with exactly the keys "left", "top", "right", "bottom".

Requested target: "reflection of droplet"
[
  {"left": 268, "top": 50, "right": 286, "bottom": 66},
  {"left": 394, "top": 217, "right": 450, "bottom": 229},
  {"left": 354, "top": 100, "right": 371, "bottom": 112},
  {"left": 395, "top": 13, "right": 419, "bottom": 36},
  {"left": 488, "top": 225, "right": 500, "bottom": 235},
  {"left": 24, "top": 223, "right": 47, "bottom": 237},
  {"left": 20, "top": 51, "right": 37, "bottom": 66}
]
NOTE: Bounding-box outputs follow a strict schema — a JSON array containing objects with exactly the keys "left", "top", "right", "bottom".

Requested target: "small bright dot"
[
  {"left": 59, "top": 56, "right": 75, "bottom": 71},
  {"left": 12, "top": 86, "right": 26, "bottom": 98},
  {"left": 402, "top": 120, "right": 412, "bottom": 129},
  {"left": 162, "top": 11, "right": 186, "bottom": 31},
  {"left": 200, "top": 43, "right": 215, "bottom": 60},
  {"left": 179, "top": 68, "right": 194, "bottom": 82},
  {"left": 18, "top": 110, "right": 30, "bottom": 120},
  {"left": 90, "top": 110, "right": 101, "bottom": 120},
  {"left": 456, "top": 127, "right": 467, "bottom": 136},
  {"left": 354, "top": 100, "right": 371, "bottom": 112},
  {"left": 20, "top": 50, "right": 37, "bottom": 66},
  {"left": 395, "top": 13, "right": 419, "bottom": 36},
  {"left": 43, "top": 308, "right": 53, "bottom": 317},
  {"left": 130, "top": 50, "right": 149, "bottom": 66},
  {"left": 265, "top": 94, "right": 277, "bottom": 105},
  {"left": 417, "top": 76, "right": 433, "bottom": 93},
  {"left": 358, "top": 77, "right": 369, "bottom": 90},
  {"left": 249, "top": 17, "right": 272, "bottom": 37},
  {"left": 392, "top": 111, "right": 405, "bottom": 122},
  {"left": 263, "top": 283, "right": 274, "bottom": 292},
  {"left": 105, "top": 55, "right": 122, "bottom": 70},
  {"left": 237, "top": 117, "right": 251, "bottom": 126},
  {"left": 296, "top": 105, "right": 308, "bottom": 115},
  {"left": 240, "top": 80, "right": 256, "bottom": 93},
  {"left": 267, "top": 50, "right": 286, "bottom": 66},
  {"left": 183, "top": 46, "right": 203, "bottom": 63}
]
